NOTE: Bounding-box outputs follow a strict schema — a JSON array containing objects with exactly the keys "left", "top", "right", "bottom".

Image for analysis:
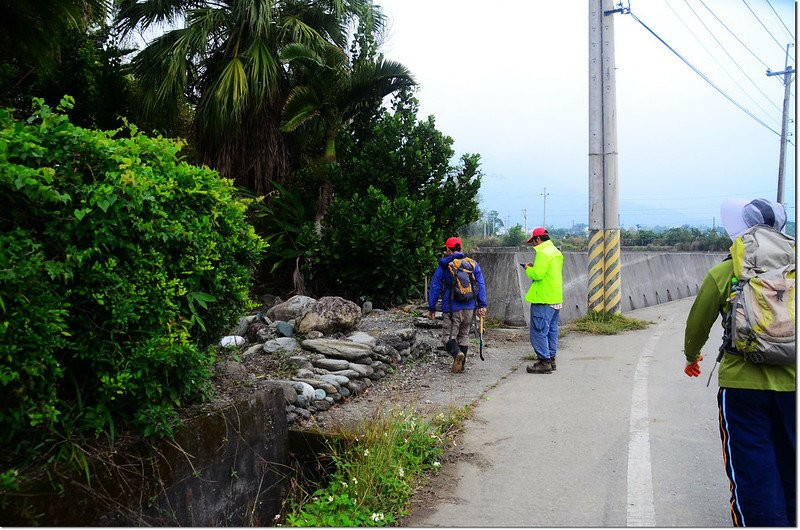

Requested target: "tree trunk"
[
  {"left": 313, "top": 128, "right": 338, "bottom": 233},
  {"left": 199, "top": 105, "right": 293, "bottom": 196}
]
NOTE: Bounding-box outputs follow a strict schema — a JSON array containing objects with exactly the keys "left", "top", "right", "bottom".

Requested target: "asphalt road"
[{"left": 404, "top": 297, "right": 732, "bottom": 527}]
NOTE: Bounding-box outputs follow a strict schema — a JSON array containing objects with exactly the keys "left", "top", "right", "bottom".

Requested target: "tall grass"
[
  {"left": 281, "top": 405, "right": 471, "bottom": 527},
  {"left": 566, "top": 311, "right": 651, "bottom": 335}
]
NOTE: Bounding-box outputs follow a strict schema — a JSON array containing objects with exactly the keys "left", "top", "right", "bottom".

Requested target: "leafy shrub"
[
  {"left": 316, "top": 186, "right": 436, "bottom": 307},
  {"left": 0, "top": 98, "right": 264, "bottom": 451}
]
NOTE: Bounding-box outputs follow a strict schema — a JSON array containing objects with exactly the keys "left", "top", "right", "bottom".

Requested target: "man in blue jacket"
[{"left": 427, "top": 237, "right": 487, "bottom": 373}]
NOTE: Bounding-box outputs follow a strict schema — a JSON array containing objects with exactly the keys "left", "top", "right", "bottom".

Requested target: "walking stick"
[{"left": 479, "top": 314, "right": 485, "bottom": 361}]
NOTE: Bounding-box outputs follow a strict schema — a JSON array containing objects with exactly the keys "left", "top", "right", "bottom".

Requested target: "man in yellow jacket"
[{"left": 522, "top": 227, "right": 564, "bottom": 374}]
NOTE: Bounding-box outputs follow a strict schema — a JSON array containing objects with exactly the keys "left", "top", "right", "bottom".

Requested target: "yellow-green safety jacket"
[{"left": 524, "top": 240, "right": 564, "bottom": 305}]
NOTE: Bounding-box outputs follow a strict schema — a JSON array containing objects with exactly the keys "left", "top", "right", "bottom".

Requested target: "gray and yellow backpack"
[{"left": 722, "top": 224, "right": 796, "bottom": 365}]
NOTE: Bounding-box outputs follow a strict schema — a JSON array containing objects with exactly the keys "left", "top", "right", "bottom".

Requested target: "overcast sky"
[{"left": 375, "top": 0, "right": 796, "bottom": 230}]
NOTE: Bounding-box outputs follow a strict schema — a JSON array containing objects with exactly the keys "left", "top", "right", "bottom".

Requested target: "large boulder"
[
  {"left": 266, "top": 295, "right": 316, "bottom": 322},
  {"left": 297, "top": 296, "right": 361, "bottom": 335}
]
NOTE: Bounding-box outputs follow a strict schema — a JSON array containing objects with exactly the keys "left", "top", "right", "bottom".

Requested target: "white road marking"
[{"left": 626, "top": 326, "right": 666, "bottom": 527}]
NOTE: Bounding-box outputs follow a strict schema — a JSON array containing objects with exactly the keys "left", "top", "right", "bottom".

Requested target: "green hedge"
[{"left": 0, "top": 97, "right": 264, "bottom": 448}]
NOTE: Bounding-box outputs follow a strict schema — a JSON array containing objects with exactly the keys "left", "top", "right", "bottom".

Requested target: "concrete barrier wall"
[
  {"left": 2, "top": 388, "right": 289, "bottom": 526},
  {"left": 471, "top": 248, "right": 727, "bottom": 326}
]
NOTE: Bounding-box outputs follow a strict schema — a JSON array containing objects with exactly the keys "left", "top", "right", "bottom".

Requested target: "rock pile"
[{"left": 219, "top": 294, "right": 440, "bottom": 425}]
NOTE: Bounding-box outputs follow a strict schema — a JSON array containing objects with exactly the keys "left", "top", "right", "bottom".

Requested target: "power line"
[
  {"left": 681, "top": 0, "right": 784, "bottom": 116},
  {"left": 626, "top": 9, "right": 783, "bottom": 137},
  {"left": 696, "top": 0, "right": 788, "bottom": 75},
  {"left": 741, "top": 0, "right": 794, "bottom": 55},
  {"left": 764, "top": 0, "right": 795, "bottom": 42}
]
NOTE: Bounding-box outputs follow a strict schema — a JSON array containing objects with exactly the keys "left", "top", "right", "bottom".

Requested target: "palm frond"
[
  {"left": 115, "top": 0, "right": 190, "bottom": 35},
  {"left": 243, "top": 38, "right": 281, "bottom": 100},
  {"left": 281, "top": 85, "right": 322, "bottom": 132}
]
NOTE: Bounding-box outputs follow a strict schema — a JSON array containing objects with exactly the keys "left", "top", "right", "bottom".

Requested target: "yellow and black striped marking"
[
  {"left": 588, "top": 230, "right": 605, "bottom": 312},
  {"left": 603, "top": 229, "right": 621, "bottom": 314}
]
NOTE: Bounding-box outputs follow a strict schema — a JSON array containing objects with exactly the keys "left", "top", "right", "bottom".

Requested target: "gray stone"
[
  {"left": 295, "top": 394, "right": 310, "bottom": 408},
  {"left": 295, "top": 407, "right": 312, "bottom": 419},
  {"left": 295, "top": 378, "right": 338, "bottom": 395},
  {"left": 263, "top": 337, "right": 300, "bottom": 354},
  {"left": 241, "top": 344, "right": 264, "bottom": 359},
  {"left": 339, "top": 386, "right": 351, "bottom": 398},
  {"left": 313, "top": 399, "right": 331, "bottom": 411},
  {"left": 256, "top": 327, "right": 276, "bottom": 342},
  {"left": 331, "top": 369, "right": 361, "bottom": 379},
  {"left": 301, "top": 338, "right": 373, "bottom": 362},
  {"left": 262, "top": 380, "right": 298, "bottom": 405},
  {"left": 311, "top": 357, "right": 351, "bottom": 371},
  {"left": 345, "top": 380, "right": 365, "bottom": 395},
  {"left": 306, "top": 330, "right": 324, "bottom": 339},
  {"left": 266, "top": 295, "right": 316, "bottom": 322},
  {"left": 414, "top": 316, "right": 442, "bottom": 328},
  {"left": 347, "top": 362, "right": 374, "bottom": 377},
  {"left": 286, "top": 412, "right": 298, "bottom": 424},
  {"left": 272, "top": 320, "right": 295, "bottom": 338},
  {"left": 233, "top": 315, "right": 257, "bottom": 336},
  {"left": 286, "top": 356, "right": 312, "bottom": 370},
  {"left": 296, "top": 368, "right": 316, "bottom": 379},
  {"left": 313, "top": 388, "right": 326, "bottom": 400},
  {"left": 325, "top": 396, "right": 335, "bottom": 404},
  {"left": 291, "top": 381, "right": 316, "bottom": 402},
  {"left": 362, "top": 301, "right": 373, "bottom": 314},
  {"left": 215, "top": 361, "right": 248, "bottom": 381},
  {"left": 297, "top": 296, "right": 362, "bottom": 335},
  {"left": 346, "top": 331, "right": 377, "bottom": 348},
  {"left": 397, "top": 328, "right": 416, "bottom": 341},
  {"left": 319, "top": 373, "right": 350, "bottom": 386}
]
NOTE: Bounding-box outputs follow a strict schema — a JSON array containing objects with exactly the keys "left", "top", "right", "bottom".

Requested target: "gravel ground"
[{"left": 303, "top": 308, "right": 531, "bottom": 432}]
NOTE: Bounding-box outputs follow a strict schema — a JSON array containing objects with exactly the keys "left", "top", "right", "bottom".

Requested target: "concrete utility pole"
[
  {"left": 767, "top": 43, "right": 795, "bottom": 205},
  {"left": 523, "top": 208, "right": 528, "bottom": 233},
  {"left": 588, "top": 0, "right": 623, "bottom": 314},
  {"left": 541, "top": 187, "right": 549, "bottom": 226}
]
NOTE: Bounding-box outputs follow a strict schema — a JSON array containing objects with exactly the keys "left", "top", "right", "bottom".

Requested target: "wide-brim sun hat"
[{"left": 720, "top": 197, "right": 787, "bottom": 240}]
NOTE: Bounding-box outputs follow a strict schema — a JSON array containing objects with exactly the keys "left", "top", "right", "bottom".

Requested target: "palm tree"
[
  {"left": 1, "top": 0, "right": 109, "bottom": 105},
  {"left": 280, "top": 42, "right": 415, "bottom": 229},
  {"left": 115, "top": 0, "right": 379, "bottom": 195}
]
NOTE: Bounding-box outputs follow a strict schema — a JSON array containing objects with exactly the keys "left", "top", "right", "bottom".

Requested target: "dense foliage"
[
  {"left": 0, "top": 99, "right": 264, "bottom": 455},
  {"left": 309, "top": 90, "right": 482, "bottom": 306}
]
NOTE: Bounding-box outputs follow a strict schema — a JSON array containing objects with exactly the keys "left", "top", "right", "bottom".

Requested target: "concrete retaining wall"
[
  {"left": 1, "top": 388, "right": 289, "bottom": 526},
  {"left": 472, "top": 248, "right": 727, "bottom": 326}
]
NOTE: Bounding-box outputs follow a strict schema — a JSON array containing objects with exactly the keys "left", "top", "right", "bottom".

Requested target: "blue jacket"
[{"left": 428, "top": 253, "right": 487, "bottom": 313}]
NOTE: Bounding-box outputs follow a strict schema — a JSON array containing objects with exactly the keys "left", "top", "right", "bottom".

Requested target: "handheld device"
[{"left": 519, "top": 263, "right": 526, "bottom": 268}]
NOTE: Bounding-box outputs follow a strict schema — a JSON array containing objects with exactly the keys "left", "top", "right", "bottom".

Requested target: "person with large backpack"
[
  {"left": 427, "top": 237, "right": 487, "bottom": 373},
  {"left": 683, "top": 197, "right": 795, "bottom": 527}
]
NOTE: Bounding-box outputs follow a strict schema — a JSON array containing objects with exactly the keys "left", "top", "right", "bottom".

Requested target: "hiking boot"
[
  {"left": 452, "top": 351, "right": 465, "bottom": 373},
  {"left": 526, "top": 359, "right": 553, "bottom": 374},
  {"left": 550, "top": 357, "right": 557, "bottom": 371}
]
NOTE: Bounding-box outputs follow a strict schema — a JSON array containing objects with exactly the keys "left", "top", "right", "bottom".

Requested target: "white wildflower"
[
  {"left": 328, "top": 496, "right": 334, "bottom": 502},
  {"left": 341, "top": 481, "right": 348, "bottom": 488},
  {"left": 363, "top": 449, "right": 370, "bottom": 457},
  {"left": 398, "top": 467, "right": 405, "bottom": 478},
  {"left": 371, "top": 512, "right": 385, "bottom": 522},
  {"left": 433, "top": 461, "right": 441, "bottom": 468}
]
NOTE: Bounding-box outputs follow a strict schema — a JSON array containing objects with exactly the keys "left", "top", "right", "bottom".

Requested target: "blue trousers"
[
  {"left": 717, "top": 387, "right": 796, "bottom": 527},
  {"left": 529, "top": 303, "right": 559, "bottom": 361}
]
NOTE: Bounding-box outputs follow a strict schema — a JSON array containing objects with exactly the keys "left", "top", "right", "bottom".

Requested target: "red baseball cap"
[
  {"left": 526, "top": 227, "right": 548, "bottom": 243},
  {"left": 445, "top": 237, "right": 462, "bottom": 249}
]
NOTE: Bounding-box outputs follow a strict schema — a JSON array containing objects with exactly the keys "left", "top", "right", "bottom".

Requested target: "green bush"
[
  {"left": 0, "top": 97, "right": 264, "bottom": 451},
  {"left": 317, "top": 186, "right": 436, "bottom": 307}
]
